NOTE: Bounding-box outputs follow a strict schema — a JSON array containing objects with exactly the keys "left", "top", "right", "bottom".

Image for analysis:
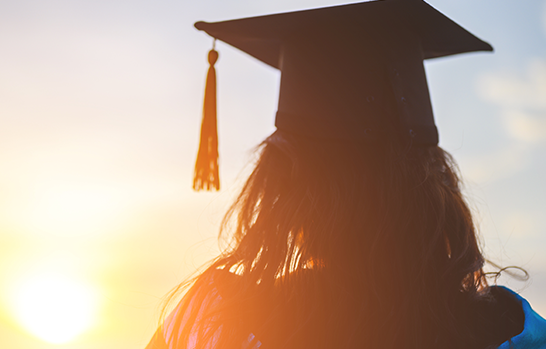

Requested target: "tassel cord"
[{"left": 193, "top": 46, "right": 220, "bottom": 191}]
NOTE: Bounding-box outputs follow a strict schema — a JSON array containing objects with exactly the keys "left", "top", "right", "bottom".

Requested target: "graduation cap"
[{"left": 192, "top": 0, "right": 493, "bottom": 191}]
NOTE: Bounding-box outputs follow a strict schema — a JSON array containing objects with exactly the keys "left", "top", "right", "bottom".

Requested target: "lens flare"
[{"left": 12, "top": 272, "right": 98, "bottom": 344}]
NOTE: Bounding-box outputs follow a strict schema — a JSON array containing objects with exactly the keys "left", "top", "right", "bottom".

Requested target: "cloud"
[
  {"left": 478, "top": 58, "right": 546, "bottom": 143},
  {"left": 478, "top": 59, "right": 546, "bottom": 111},
  {"left": 502, "top": 109, "right": 546, "bottom": 143},
  {"left": 468, "top": 59, "right": 546, "bottom": 182},
  {"left": 460, "top": 144, "right": 531, "bottom": 183}
]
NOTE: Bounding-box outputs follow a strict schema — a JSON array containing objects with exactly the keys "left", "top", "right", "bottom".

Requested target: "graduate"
[{"left": 147, "top": 1, "right": 546, "bottom": 348}]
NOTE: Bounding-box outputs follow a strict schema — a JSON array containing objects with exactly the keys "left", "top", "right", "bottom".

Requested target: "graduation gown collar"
[{"left": 495, "top": 286, "right": 546, "bottom": 349}]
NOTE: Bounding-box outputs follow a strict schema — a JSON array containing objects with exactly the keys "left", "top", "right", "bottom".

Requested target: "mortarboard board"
[{"left": 192, "top": 0, "right": 493, "bottom": 191}]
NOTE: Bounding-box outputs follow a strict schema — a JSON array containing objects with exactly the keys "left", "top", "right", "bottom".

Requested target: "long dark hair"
[{"left": 164, "top": 130, "right": 492, "bottom": 349}]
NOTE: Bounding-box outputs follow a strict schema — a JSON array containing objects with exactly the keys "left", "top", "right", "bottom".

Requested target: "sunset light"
[
  {"left": 23, "top": 182, "right": 126, "bottom": 236},
  {"left": 11, "top": 272, "right": 99, "bottom": 344},
  {"left": 0, "top": 1, "right": 544, "bottom": 348}
]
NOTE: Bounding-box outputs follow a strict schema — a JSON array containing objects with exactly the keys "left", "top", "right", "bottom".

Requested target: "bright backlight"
[
  {"left": 12, "top": 272, "right": 98, "bottom": 344},
  {"left": 25, "top": 183, "right": 124, "bottom": 236}
]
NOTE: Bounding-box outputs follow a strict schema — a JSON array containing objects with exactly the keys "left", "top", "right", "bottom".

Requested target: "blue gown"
[{"left": 496, "top": 286, "right": 546, "bottom": 349}]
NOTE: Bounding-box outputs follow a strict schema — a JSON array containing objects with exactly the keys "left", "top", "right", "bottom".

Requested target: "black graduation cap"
[{"left": 192, "top": 0, "right": 493, "bottom": 191}]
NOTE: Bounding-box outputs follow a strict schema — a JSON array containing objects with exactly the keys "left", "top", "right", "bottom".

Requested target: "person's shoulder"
[
  {"left": 153, "top": 269, "right": 232, "bottom": 349},
  {"left": 491, "top": 286, "right": 546, "bottom": 349}
]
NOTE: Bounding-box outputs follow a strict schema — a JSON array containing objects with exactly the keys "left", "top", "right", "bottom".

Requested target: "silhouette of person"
[{"left": 146, "top": 1, "right": 546, "bottom": 348}]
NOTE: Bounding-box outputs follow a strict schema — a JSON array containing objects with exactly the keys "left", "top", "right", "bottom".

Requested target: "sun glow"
[{"left": 11, "top": 272, "right": 99, "bottom": 344}]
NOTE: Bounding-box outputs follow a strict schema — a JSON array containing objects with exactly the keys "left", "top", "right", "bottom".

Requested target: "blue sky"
[{"left": 0, "top": 1, "right": 544, "bottom": 348}]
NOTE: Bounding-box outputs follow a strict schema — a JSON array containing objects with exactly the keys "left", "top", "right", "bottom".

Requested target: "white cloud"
[
  {"left": 460, "top": 144, "right": 531, "bottom": 184},
  {"left": 502, "top": 109, "right": 546, "bottom": 143},
  {"left": 478, "top": 59, "right": 546, "bottom": 143},
  {"left": 478, "top": 59, "right": 546, "bottom": 111}
]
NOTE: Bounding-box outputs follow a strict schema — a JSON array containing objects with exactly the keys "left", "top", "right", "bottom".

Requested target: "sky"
[{"left": 0, "top": 0, "right": 545, "bottom": 348}]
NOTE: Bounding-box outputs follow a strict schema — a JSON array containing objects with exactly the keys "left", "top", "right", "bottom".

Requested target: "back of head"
[
  {"left": 186, "top": 2, "right": 496, "bottom": 347},
  {"left": 214, "top": 131, "right": 486, "bottom": 348}
]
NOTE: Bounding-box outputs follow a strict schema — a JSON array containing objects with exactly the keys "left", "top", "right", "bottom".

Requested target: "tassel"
[{"left": 193, "top": 41, "right": 220, "bottom": 191}]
